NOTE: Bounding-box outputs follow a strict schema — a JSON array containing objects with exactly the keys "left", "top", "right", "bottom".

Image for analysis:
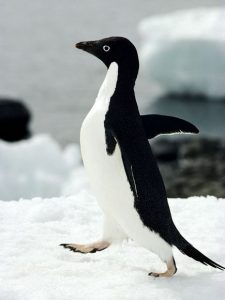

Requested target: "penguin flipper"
[
  {"left": 104, "top": 125, "right": 138, "bottom": 200},
  {"left": 120, "top": 146, "right": 138, "bottom": 200},
  {"left": 141, "top": 114, "right": 199, "bottom": 139}
]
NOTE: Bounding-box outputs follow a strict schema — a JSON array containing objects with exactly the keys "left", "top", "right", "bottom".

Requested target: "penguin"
[{"left": 60, "top": 37, "right": 224, "bottom": 277}]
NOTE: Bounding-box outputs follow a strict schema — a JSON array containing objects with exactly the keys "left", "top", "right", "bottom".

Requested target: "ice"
[
  {"left": 0, "top": 195, "right": 224, "bottom": 299},
  {"left": 0, "top": 135, "right": 81, "bottom": 200},
  {"left": 138, "top": 8, "right": 225, "bottom": 99}
]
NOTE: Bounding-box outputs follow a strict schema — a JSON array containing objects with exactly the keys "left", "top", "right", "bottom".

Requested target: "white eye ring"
[{"left": 103, "top": 45, "right": 110, "bottom": 52}]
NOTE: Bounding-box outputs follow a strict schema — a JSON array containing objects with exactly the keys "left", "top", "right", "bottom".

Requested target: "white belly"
[
  {"left": 80, "top": 62, "right": 172, "bottom": 261},
  {"left": 80, "top": 104, "right": 132, "bottom": 216}
]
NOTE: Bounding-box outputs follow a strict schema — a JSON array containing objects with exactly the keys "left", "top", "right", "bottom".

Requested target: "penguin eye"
[{"left": 103, "top": 45, "right": 110, "bottom": 52}]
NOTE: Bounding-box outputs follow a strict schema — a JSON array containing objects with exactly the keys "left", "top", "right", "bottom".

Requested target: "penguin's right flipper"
[
  {"left": 105, "top": 124, "right": 143, "bottom": 201},
  {"left": 141, "top": 114, "right": 199, "bottom": 139}
]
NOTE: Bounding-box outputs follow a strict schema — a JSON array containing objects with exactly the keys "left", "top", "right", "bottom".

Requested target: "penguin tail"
[{"left": 172, "top": 227, "right": 225, "bottom": 270}]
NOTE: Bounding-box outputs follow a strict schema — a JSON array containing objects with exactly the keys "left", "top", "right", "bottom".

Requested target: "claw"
[
  {"left": 90, "top": 248, "right": 97, "bottom": 253},
  {"left": 148, "top": 272, "right": 160, "bottom": 278}
]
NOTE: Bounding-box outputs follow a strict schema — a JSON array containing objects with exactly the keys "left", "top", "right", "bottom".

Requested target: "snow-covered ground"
[
  {"left": 0, "top": 195, "right": 224, "bottom": 300},
  {"left": 0, "top": 135, "right": 86, "bottom": 201},
  {"left": 0, "top": 135, "right": 224, "bottom": 298},
  {"left": 139, "top": 8, "right": 225, "bottom": 99}
]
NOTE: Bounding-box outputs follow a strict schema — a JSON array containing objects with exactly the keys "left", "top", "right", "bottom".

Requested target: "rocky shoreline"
[{"left": 152, "top": 137, "right": 225, "bottom": 198}]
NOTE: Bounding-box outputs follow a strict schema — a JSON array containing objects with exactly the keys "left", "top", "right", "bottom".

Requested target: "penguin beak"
[
  {"left": 75, "top": 41, "right": 96, "bottom": 54},
  {"left": 75, "top": 39, "right": 109, "bottom": 67}
]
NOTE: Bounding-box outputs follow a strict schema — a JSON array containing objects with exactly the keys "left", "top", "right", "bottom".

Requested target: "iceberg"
[
  {"left": 0, "top": 134, "right": 81, "bottom": 200},
  {"left": 138, "top": 8, "right": 225, "bottom": 99}
]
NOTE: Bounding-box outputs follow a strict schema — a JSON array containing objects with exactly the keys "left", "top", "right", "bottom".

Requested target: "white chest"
[
  {"left": 80, "top": 62, "right": 118, "bottom": 166},
  {"left": 80, "top": 61, "right": 130, "bottom": 212}
]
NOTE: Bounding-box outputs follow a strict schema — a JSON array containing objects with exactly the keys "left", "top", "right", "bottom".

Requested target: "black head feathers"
[{"left": 76, "top": 36, "right": 139, "bottom": 84}]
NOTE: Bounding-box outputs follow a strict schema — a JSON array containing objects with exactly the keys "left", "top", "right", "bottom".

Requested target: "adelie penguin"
[{"left": 61, "top": 37, "right": 224, "bottom": 277}]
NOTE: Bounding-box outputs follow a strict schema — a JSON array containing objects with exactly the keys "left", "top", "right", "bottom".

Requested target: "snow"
[
  {"left": 138, "top": 8, "right": 225, "bottom": 99},
  {"left": 0, "top": 195, "right": 224, "bottom": 300},
  {"left": 0, "top": 135, "right": 82, "bottom": 201},
  {"left": 0, "top": 135, "right": 224, "bottom": 298}
]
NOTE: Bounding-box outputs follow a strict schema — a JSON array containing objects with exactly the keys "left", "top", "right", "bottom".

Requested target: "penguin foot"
[
  {"left": 60, "top": 241, "right": 110, "bottom": 254},
  {"left": 148, "top": 270, "right": 175, "bottom": 278},
  {"left": 148, "top": 257, "right": 177, "bottom": 278}
]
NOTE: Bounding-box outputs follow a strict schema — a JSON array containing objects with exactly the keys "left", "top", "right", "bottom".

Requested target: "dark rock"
[
  {"left": 180, "top": 137, "right": 222, "bottom": 158},
  {"left": 160, "top": 92, "right": 225, "bottom": 102},
  {"left": 151, "top": 139, "right": 178, "bottom": 162},
  {"left": 152, "top": 137, "right": 225, "bottom": 198},
  {"left": 0, "top": 98, "right": 31, "bottom": 142}
]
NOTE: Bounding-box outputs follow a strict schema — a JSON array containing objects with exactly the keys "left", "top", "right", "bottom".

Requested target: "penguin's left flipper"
[
  {"left": 60, "top": 241, "right": 110, "bottom": 254},
  {"left": 141, "top": 114, "right": 199, "bottom": 139}
]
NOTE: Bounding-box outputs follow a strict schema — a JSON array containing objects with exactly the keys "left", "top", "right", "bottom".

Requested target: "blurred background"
[{"left": 0, "top": 0, "right": 224, "bottom": 200}]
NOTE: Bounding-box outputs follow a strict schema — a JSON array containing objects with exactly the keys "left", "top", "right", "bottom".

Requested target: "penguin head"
[{"left": 76, "top": 37, "right": 139, "bottom": 81}]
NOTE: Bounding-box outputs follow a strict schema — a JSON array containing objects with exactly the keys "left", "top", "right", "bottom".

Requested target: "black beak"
[
  {"left": 75, "top": 41, "right": 95, "bottom": 52},
  {"left": 75, "top": 39, "right": 107, "bottom": 66}
]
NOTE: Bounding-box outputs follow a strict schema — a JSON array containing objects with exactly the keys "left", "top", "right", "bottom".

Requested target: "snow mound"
[
  {"left": 0, "top": 135, "right": 81, "bottom": 200},
  {"left": 0, "top": 195, "right": 224, "bottom": 300},
  {"left": 138, "top": 8, "right": 225, "bottom": 98}
]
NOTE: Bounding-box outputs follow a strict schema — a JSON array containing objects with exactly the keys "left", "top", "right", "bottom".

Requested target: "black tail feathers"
[
  {"left": 173, "top": 228, "right": 225, "bottom": 271},
  {"left": 179, "top": 243, "right": 225, "bottom": 270}
]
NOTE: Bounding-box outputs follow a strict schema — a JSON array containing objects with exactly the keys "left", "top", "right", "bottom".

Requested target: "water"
[{"left": 0, "top": 0, "right": 224, "bottom": 145}]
